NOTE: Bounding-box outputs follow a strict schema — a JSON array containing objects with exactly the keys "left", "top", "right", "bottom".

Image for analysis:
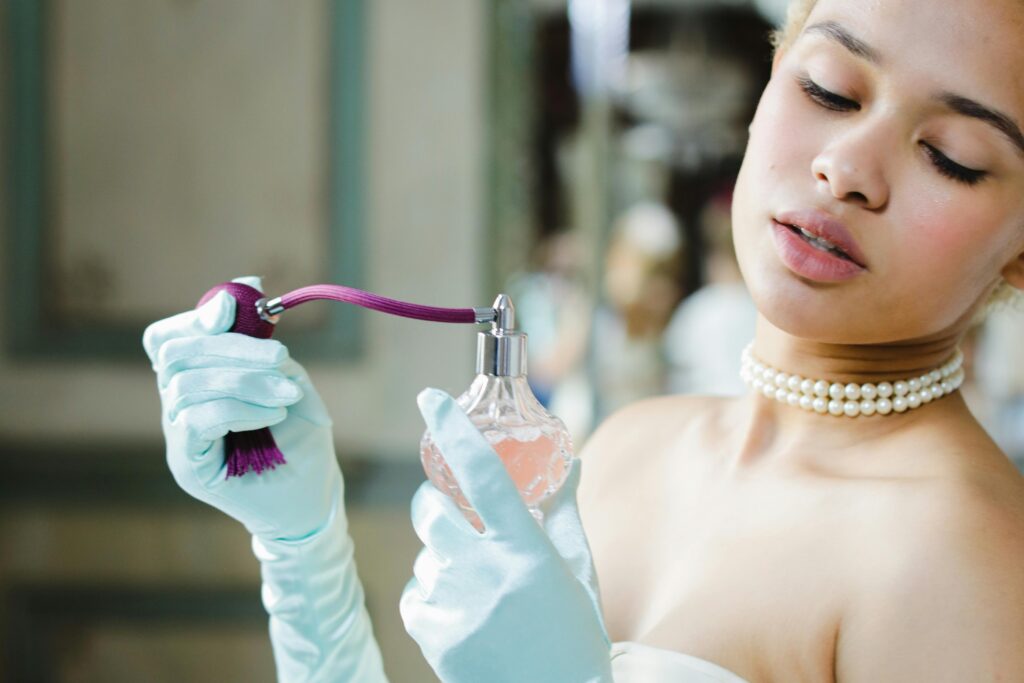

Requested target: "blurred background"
[{"left": 1, "top": 0, "right": 1022, "bottom": 681}]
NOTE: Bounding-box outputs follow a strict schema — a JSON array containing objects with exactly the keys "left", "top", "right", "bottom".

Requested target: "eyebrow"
[
  {"left": 805, "top": 21, "right": 882, "bottom": 65},
  {"left": 804, "top": 20, "right": 1024, "bottom": 158}
]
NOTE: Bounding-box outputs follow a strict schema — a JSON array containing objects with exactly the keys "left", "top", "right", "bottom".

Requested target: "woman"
[
  {"left": 578, "top": 0, "right": 1024, "bottom": 679},
  {"left": 144, "top": 0, "right": 1024, "bottom": 680}
]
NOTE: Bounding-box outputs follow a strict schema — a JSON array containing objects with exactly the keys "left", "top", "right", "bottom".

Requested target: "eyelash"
[{"left": 795, "top": 76, "right": 988, "bottom": 187}]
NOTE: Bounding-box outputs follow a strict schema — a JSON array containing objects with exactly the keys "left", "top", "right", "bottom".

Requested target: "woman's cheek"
[
  {"left": 751, "top": 83, "right": 815, "bottom": 175},
  {"left": 897, "top": 194, "right": 998, "bottom": 318}
]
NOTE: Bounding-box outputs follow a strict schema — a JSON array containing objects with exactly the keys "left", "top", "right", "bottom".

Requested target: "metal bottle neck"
[{"left": 476, "top": 293, "right": 527, "bottom": 377}]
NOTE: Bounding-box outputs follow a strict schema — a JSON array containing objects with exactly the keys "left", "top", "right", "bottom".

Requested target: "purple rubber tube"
[
  {"left": 279, "top": 284, "right": 477, "bottom": 323},
  {"left": 196, "top": 281, "right": 480, "bottom": 477}
]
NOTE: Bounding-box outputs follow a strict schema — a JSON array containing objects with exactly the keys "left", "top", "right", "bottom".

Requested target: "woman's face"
[{"left": 732, "top": 0, "right": 1024, "bottom": 344}]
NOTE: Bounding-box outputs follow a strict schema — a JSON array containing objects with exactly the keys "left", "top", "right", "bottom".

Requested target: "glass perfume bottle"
[{"left": 420, "top": 295, "right": 575, "bottom": 531}]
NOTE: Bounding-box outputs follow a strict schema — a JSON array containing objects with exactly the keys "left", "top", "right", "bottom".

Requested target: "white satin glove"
[
  {"left": 400, "top": 388, "right": 613, "bottom": 683},
  {"left": 143, "top": 276, "right": 388, "bottom": 683}
]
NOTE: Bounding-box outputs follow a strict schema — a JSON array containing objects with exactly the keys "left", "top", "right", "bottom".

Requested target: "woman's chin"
[{"left": 745, "top": 272, "right": 886, "bottom": 343}]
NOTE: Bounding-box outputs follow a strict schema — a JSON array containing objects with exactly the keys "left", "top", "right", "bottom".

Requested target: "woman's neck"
[
  {"left": 751, "top": 316, "right": 962, "bottom": 384},
  {"left": 728, "top": 315, "right": 977, "bottom": 470}
]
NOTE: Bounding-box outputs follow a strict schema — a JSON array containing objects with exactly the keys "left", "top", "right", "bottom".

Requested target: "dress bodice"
[{"left": 611, "top": 641, "right": 751, "bottom": 682}]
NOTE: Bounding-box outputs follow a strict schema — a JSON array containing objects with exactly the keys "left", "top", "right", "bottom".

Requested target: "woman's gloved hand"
[
  {"left": 142, "top": 276, "right": 388, "bottom": 682},
  {"left": 142, "top": 275, "right": 339, "bottom": 541},
  {"left": 400, "top": 388, "right": 614, "bottom": 683}
]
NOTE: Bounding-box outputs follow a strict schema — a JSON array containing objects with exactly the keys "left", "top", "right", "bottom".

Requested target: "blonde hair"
[
  {"left": 770, "top": 0, "right": 818, "bottom": 54},
  {"left": 768, "top": 0, "right": 1024, "bottom": 318}
]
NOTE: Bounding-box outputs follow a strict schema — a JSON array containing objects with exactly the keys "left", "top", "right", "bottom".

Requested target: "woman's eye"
[
  {"left": 921, "top": 143, "right": 988, "bottom": 186},
  {"left": 797, "top": 76, "right": 859, "bottom": 112},
  {"left": 796, "top": 75, "right": 989, "bottom": 188}
]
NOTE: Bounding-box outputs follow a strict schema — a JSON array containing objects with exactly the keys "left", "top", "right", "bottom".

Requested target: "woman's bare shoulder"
[
  {"left": 577, "top": 393, "right": 736, "bottom": 505},
  {"left": 836, "top": 457, "right": 1024, "bottom": 679}
]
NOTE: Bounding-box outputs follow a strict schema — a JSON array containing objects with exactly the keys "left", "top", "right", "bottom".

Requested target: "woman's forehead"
[{"left": 802, "top": 0, "right": 1024, "bottom": 119}]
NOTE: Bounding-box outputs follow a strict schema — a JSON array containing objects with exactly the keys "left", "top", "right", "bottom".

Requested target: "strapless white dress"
[{"left": 611, "top": 642, "right": 751, "bottom": 682}]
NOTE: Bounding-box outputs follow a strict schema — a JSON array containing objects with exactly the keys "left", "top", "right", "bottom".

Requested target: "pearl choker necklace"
[{"left": 739, "top": 343, "right": 964, "bottom": 417}]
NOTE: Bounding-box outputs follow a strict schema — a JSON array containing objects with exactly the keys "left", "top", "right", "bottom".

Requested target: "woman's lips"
[
  {"left": 775, "top": 209, "right": 869, "bottom": 268},
  {"left": 770, "top": 219, "right": 868, "bottom": 282}
]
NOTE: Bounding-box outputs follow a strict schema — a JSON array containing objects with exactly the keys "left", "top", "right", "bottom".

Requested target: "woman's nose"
[{"left": 811, "top": 126, "right": 890, "bottom": 210}]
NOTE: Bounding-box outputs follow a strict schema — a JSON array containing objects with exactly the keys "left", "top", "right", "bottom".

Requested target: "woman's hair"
[
  {"left": 768, "top": 0, "right": 1024, "bottom": 318},
  {"left": 770, "top": 0, "right": 818, "bottom": 54}
]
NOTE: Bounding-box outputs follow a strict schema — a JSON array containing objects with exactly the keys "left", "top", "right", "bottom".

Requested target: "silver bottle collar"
[{"left": 476, "top": 294, "right": 527, "bottom": 377}]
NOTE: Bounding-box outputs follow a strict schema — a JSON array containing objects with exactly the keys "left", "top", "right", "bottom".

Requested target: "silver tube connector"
[
  {"left": 473, "top": 306, "right": 497, "bottom": 324},
  {"left": 256, "top": 296, "right": 285, "bottom": 324}
]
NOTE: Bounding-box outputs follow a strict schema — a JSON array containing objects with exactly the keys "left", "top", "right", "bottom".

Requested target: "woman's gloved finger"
[
  {"left": 416, "top": 388, "right": 536, "bottom": 537},
  {"left": 143, "top": 290, "right": 236, "bottom": 368},
  {"left": 167, "top": 399, "right": 288, "bottom": 459},
  {"left": 411, "top": 546, "right": 443, "bottom": 599},
  {"left": 410, "top": 481, "right": 477, "bottom": 558},
  {"left": 538, "top": 458, "right": 606, "bottom": 627},
  {"left": 156, "top": 334, "right": 290, "bottom": 389},
  {"left": 399, "top": 575, "right": 447, "bottom": 639},
  {"left": 163, "top": 367, "right": 303, "bottom": 422},
  {"left": 541, "top": 457, "right": 585, "bottom": 537},
  {"left": 229, "top": 275, "right": 264, "bottom": 292},
  {"left": 276, "top": 357, "right": 333, "bottom": 428}
]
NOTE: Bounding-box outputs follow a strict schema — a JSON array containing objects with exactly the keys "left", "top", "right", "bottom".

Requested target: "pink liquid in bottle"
[{"left": 420, "top": 375, "right": 574, "bottom": 532}]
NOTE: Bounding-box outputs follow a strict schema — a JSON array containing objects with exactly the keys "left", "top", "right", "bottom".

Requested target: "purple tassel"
[
  {"left": 197, "top": 282, "right": 286, "bottom": 478},
  {"left": 224, "top": 429, "right": 288, "bottom": 477}
]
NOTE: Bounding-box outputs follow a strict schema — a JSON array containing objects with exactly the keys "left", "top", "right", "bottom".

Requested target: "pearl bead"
[
  {"left": 844, "top": 400, "right": 860, "bottom": 417},
  {"left": 931, "top": 384, "right": 943, "bottom": 399},
  {"left": 814, "top": 380, "right": 830, "bottom": 397},
  {"left": 941, "top": 380, "right": 952, "bottom": 394},
  {"left": 813, "top": 397, "right": 829, "bottom": 413},
  {"left": 763, "top": 368, "right": 776, "bottom": 382},
  {"left": 920, "top": 374, "right": 933, "bottom": 387},
  {"left": 877, "top": 382, "right": 894, "bottom": 398},
  {"left": 929, "top": 370, "right": 942, "bottom": 384},
  {"left": 788, "top": 375, "right": 803, "bottom": 392},
  {"left": 844, "top": 383, "right": 861, "bottom": 400},
  {"left": 908, "top": 378, "right": 921, "bottom": 392},
  {"left": 920, "top": 388, "right": 933, "bottom": 403},
  {"left": 860, "top": 383, "right": 877, "bottom": 400},
  {"left": 893, "top": 396, "right": 909, "bottom": 413},
  {"left": 799, "top": 395, "right": 814, "bottom": 411},
  {"left": 860, "top": 399, "right": 876, "bottom": 416},
  {"left": 894, "top": 381, "right": 909, "bottom": 397},
  {"left": 876, "top": 398, "right": 893, "bottom": 415},
  {"left": 787, "top": 392, "right": 801, "bottom": 407},
  {"left": 775, "top": 372, "right": 789, "bottom": 388},
  {"left": 800, "top": 378, "right": 815, "bottom": 395},
  {"left": 775, "top": 388, "right": 788, "bottom": 402},
  {"left": 763, "top": 383, "right": 775, "bottom": 398},
  {"left": 753, "top": 378, "right": 764, "bottom": 391},
  {"left": 828, "top": 400, "right": 844, "bottom": 416},
  {"left": 907, "top": 392, "right": 921, "bottom": 409},
  {"left": 829, "top": 383, "right": 845, "bottom": 400}
]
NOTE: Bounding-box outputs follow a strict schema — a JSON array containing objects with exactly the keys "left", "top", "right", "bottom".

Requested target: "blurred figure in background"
[
  {"left": 973, "top": 304, "right": 1024, "bottom": 470},
  {"left": 592, "top": 200, "right": 684, "bottom": 420},
  {"left": 507, "top": 231, "right": 593, "bottom": 442},
  {"left": 663, "top": 183, "right": 756, "bottom": 396}
]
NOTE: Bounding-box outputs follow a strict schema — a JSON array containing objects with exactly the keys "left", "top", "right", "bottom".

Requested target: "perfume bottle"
[{"left": 420, "top": 294, "right": 575, "bottom": 531}]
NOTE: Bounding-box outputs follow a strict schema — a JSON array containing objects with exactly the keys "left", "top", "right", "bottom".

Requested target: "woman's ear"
[{"left": 1000, "top": 250, "right": 1024, "bottom": 291}]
